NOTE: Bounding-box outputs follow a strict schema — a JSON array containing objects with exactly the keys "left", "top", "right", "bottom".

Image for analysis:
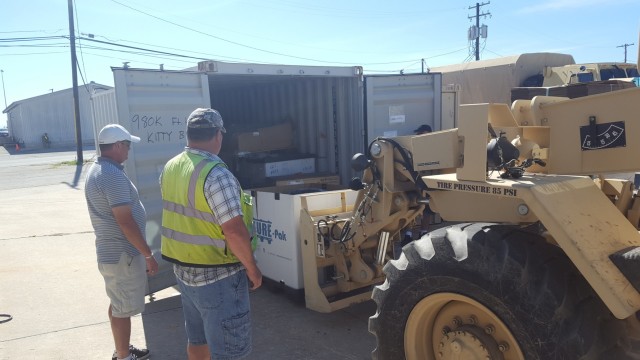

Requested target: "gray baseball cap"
[{"left": 187, "top": 108, "right": 226, "bottom": 133}]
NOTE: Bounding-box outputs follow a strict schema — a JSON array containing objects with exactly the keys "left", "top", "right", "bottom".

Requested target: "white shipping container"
[{"left": 97, "top": 62, "right": 444, "bottom": 293}]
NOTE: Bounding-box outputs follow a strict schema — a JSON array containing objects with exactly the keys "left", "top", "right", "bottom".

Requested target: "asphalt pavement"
[{"left": 0, "top": 146, "right": 376, "bottom": 360}]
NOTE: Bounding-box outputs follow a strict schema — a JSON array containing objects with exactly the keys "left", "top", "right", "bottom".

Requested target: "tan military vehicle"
[
  {"left": 299, "top": 88, "right": 640, "bottom": 359},
  {"left": 542, "top": 62, "right": 639, "bottom": 86}
]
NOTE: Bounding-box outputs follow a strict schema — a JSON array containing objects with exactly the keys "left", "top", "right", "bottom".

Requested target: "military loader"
[{"left": 299, "top": 87, "right": 640, "bottom": 359}]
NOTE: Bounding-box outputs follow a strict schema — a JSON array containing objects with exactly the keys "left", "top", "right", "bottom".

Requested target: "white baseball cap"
[{"left": 98, "top": 124, "right": 141, "bottom": 144}]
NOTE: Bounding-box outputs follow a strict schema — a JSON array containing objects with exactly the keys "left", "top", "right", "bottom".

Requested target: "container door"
[
  {"left": 364, "top": 73, "right": 442, "bottom": 144},
  {"left": 112, "top": 68, "right": 211, "bottom": 294}
]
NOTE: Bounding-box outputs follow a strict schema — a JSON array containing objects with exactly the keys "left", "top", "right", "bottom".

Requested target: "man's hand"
[
  {"left": 112, "top": 205, "right": 157, "bottom": 276},
  {"left": 246, "top": 267, "right": 262, "bottom": 290},
  {"left": 221, "top": 216, "right": 263, "bottom": 290},
  {"left": 146, "top": 256, "right": 159, "bottom": 276}
]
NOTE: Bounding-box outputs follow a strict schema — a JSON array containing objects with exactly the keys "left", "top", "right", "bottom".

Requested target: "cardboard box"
[
  {"left": 250, "top": 185, "right": 357, "bottom": 289},
  {"left": 237, "top": 153, "right": 316, "bottom": 189},
  {"left": 275, "top": 174, "right": 340, "bottom": 186},
  {"left": 237, "top": 123, "right": 293, "bottom": 153},
  {"left": 264, "top": 157, "right": 315, "bottom": 177}
]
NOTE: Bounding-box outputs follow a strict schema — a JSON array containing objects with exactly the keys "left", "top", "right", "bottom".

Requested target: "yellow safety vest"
[{"left": 160, "top": 151, "right": 254, "bottom": 267}]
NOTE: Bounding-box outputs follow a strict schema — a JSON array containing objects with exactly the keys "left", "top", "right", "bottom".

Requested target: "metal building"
[{"left": 2, "top": 82, "right": 112, "bottom": 149}]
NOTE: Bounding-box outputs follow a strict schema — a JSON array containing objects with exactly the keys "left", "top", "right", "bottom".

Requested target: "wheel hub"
[
  {"left": 403, "top": 293, "right": 524, "bottom": 360},
  {"left": 437, "top": 325, "right": 502, "bottom": 359}
]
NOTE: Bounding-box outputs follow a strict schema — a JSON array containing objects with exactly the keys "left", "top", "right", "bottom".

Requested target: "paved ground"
[{"left": 0, "top": 147, "right": 376, "bottom": 359}]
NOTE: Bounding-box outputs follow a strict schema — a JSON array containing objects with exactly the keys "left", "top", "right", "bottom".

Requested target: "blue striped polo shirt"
[{"left": 84, "top": 157, "right": 147, "bottom": 264}]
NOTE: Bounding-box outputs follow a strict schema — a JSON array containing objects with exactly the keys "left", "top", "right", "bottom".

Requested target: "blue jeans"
[{"left": 176, "top": 270, "right": 252, "bottom": 360}]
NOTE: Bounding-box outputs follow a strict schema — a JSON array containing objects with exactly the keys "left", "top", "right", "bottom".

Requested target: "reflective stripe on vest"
[{"left": 161, "top": 152, "right": 239, "bottom": 266}]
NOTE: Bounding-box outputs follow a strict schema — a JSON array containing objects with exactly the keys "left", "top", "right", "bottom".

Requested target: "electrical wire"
[
  {"left": 76, "top": 36, "right": 210, "bottom": 62},
  {"left": 0, "top": 36, "right": 66, "bottom": 42},
  {"left": 75, "top": 59, "right": 92, "bottom": 96},
  {"left": 73, "top": 0, "right": 89, "bottom": 88},
  {"left": 242, "top": 0, "right": 465, "bottom": 20},
  {"left": 78, "top": 50, "right": 187, "bottom": 68},
  {"left": 0, "top": 43, "right": 69, "bottom": 48},
  {"left": 0, "top": 31, "right": 469, "bottom": 71},
  {"left": 86, "top": 35, "right": 259, "bottom": 63},
  {"left": 110, "top": 0, "right": 348, "bottom": 64},
  {"left": 1, "top": 51, "right": 67, "bottom": 56},
  {"left": 109, "top": 0, "right": 462, "bottom": 67}
]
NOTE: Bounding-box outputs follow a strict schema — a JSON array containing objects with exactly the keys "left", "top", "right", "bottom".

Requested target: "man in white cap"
[
  {"left": 84, "top": 124, "right": 158, "bottom": 360},
  {"left": 160, "top": 108, "right": 262, "bottom": 360}
]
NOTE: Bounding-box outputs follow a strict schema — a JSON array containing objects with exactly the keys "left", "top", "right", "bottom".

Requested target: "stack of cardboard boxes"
[
  {"left": 226, "top": 123, "right": 345, "bottom": 290},
  {"left": 226, "top": 122, "right": 339, "bottom": 189}
]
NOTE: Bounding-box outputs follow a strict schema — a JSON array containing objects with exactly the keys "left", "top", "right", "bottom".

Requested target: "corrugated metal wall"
[
  {"left": 90, "top": 89, "right": 118, "bottom": 153},
  {"left": 6, "top": 84, "right": 111, "bottom": 149},
  {"left": 210, "top": 75, "right": 364, "bottom": 184},
  {"left": 365, "top": 74, "right": 442, "bottom": 143}
]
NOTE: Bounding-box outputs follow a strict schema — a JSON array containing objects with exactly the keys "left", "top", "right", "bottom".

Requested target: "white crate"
[{"left": 251, "top": 186, "right": 356, "bottom": 289}]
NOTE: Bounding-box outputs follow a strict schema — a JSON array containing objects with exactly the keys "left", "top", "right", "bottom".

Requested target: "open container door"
[
  {"left": 112, "top": 68, "right": 211, "bottom": 294},
  {"left": 365, "top": 73, "right": 443, "bottom": 144}
]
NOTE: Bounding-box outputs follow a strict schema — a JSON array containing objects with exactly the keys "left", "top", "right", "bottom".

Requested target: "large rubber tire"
[{"left": 369, "top": 223, "right": 640, "bottom": 360}]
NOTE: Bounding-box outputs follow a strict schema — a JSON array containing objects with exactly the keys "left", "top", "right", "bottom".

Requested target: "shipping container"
[
  {"left": 92, "top": 62, "right": 444, "bottom": 293},
  {"left": 364, "top": 73, "right": 442, "bottom": 140}
]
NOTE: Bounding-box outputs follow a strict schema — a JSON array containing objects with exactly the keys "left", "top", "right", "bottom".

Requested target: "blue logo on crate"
[{"left": 254, "top": 218, "right": 287, "bottom": 244}]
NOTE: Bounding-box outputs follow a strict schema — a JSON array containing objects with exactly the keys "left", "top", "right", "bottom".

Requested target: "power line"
[
  {"left": 78, "top": 50, "right": 190, "bottom": 68},
  {"left": 0, "top": 29, "right": 65, "bottom": 34},
  {"left": 109, "top": 0, "right": 347, "bottom": 64},
  {"left": 77, "top": 36, "right": 210, "bottom": 61},
  {"left": 73, "top": 0, "right": 90, "bottom": 87},
  {"left": 109, "top": 0, "right": 445, "bottom": 66},
  {"left": 84, "top": 35, "right": 257, "bottom": 63},
  {"left": 483, "top": 48, "right": 504, "bottom": 58},
  {"left": 0, "top": 31, "right": 468, "bottom": 72},
  {"left": 78, "top": 34, "right": 429, "bottom": 67},
  {"left": 0, "top": 36, "right": 67, "bottom": 42},
  {"left": 1, "top": 51, "right": 68, "bottom": 56}
]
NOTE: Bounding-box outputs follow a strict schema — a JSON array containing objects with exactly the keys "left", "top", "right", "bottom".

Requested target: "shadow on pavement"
[
  {"left": 62, "top": 164, "right": 88, "bottom": 189},
  {"left": 140, "top": 287, "right": 376, "bottom": 360},
  {"left": 141, "top": 294, "right": 187, "bottom": 360}
]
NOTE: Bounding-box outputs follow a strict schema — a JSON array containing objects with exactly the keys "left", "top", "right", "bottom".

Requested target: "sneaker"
[{"left": 112, "top": 345, "right": 150, "bottom": 360}]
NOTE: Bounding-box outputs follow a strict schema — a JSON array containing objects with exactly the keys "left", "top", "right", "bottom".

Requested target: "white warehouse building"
[{"left": 2, "top": 81, "right": 112, "bottom": 149}]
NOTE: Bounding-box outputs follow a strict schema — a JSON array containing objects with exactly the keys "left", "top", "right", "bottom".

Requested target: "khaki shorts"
[{"left": 98, "top": 252, "right": 147, "bottom": 318}]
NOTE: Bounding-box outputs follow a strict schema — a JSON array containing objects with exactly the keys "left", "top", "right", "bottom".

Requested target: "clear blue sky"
[{"left": 1, "top": 0, "right": 639, "bottom": 128}]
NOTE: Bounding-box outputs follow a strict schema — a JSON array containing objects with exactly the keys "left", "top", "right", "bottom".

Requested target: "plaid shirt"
[{"left": 171, "top": 147, "right": 245, "bottom": 287}]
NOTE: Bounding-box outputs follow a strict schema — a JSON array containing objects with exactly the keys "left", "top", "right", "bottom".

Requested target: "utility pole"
[
  {"left": 68, "top": 0, "right": 83, "bottom": 162},
  {"left": 1, "top": 69, "right": 7, "bottom": 127},
  {"left": 1, "top": 70, "right": 7, "bottom": 110},
  {"left": 617, "top": 43, "right": 635, "bottom": 63},
  {"left": 468, "top": 2, "right": 491, "bottom": 61}
]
